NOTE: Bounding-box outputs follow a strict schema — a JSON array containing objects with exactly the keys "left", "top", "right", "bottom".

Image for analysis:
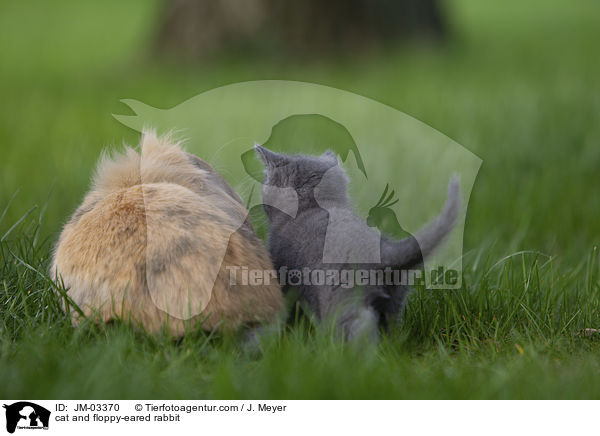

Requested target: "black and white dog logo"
[{"left": 3, "top": 402, "right": 50, "bottom": 433}]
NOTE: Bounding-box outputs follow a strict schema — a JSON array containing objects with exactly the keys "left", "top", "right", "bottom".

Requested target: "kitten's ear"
[
  {"left": 321, "top": 150, "right": 338, "bottom": 164},
  {"left": 254, "top": 143, "right": 287, "bottom": 166}
]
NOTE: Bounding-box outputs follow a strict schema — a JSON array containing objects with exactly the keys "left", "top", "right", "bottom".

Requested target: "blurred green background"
[
  {"left": 1, "top": 0, "right": 600, "bottom": 399},
  {"left": 1, "top": 0, "right": 598, "bottom": 257}
]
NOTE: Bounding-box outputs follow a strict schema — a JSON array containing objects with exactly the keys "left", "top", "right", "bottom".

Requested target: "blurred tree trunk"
[
  {"left": 157, "top": 0, "right": 267, "bottom": 58},
  {"left": 157, "top": 0, "right": 446, "bottom": 59}
]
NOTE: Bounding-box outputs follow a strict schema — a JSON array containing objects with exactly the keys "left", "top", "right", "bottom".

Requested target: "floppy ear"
[
  {"left": 321, "top": 150, "right": 338, "bottom": 164},
  {"left": 254, "top": 143, "right": 287, "bottom": 167}
]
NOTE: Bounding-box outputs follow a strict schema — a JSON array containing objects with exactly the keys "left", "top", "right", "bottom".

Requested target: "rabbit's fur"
[{"left": 52, "top": 131, "right": 283, "bottom": 335}]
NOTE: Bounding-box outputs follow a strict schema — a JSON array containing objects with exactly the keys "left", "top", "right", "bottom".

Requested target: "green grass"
[{"left": 1, "top": 0, "right": 600, "bottom": 398}]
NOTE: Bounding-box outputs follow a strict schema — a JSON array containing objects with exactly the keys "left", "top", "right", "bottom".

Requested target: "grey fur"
[{"left": 255, "top": 145, "right": 460, "bottom": 341}]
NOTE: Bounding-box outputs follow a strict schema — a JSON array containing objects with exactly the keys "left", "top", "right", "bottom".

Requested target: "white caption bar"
[{"left": 0, "top": 400, "right": 595, "bottom": 436}]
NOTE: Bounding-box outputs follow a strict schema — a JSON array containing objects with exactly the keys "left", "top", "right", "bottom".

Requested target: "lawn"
[{"left": 1, "top": 0, "right": 600, "bottom": 398}]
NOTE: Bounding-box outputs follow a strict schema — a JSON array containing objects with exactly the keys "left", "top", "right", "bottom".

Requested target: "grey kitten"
[{"left": 255, "top": 145, "right": 460, "bottom": 342}]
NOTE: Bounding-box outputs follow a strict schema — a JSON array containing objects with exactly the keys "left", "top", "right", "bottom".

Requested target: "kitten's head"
[{"left": 254, "top": 144, "right": 349, "bottom": 211}]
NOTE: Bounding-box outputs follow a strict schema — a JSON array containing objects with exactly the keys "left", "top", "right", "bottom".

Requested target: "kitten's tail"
[{"left": 383, "top": 177, "right": 460, "bottom": 269}]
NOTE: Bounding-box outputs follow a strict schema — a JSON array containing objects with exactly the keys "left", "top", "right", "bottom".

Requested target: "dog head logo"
[{"left": 3, "top": 402, "right": 50, "bottom": 433}]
